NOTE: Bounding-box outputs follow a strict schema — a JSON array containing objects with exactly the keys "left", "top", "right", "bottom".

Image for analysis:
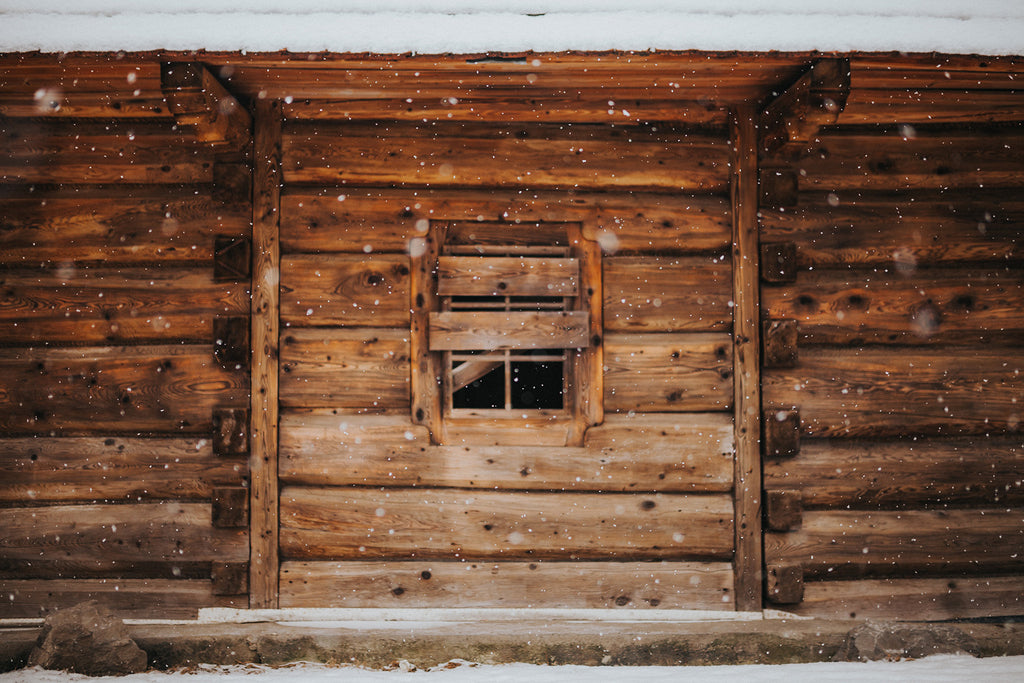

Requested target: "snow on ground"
[{"left": 4, "top": 656, "right": 1024, "bottom": 683}]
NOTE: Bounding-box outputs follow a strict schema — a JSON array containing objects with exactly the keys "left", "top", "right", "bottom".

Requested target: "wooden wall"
[
  {"left": 760, "top": 120, "right": 1024, "bottom": 619},
  {"left": 0, "top": 58, "right": 251, "bottom": 617}
]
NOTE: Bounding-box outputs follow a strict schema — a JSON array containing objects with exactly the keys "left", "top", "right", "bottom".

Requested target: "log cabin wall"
[{"left": 0, "top": 58, "right": 252, "bottom": 618}]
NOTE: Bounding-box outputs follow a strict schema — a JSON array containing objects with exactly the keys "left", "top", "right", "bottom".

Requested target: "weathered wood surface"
[
  {"left": 279, "top": 413, "right": 733, "bottom": 492},
  {"left": 604, "top": 333, "right": 733, "bottom": 412},
  {"left": 280, "top": 189, "right": 731, "bottom": 254},
  {"left": 280, "top": 328, "right": 410, "bottom": 409},
  {"left": 437, "top": 256, "right": 579, "bottom": 297},
  {"left": 603, "top": 256, "right": 732, "bottom": 332},
  {"left": 764, "top": 437, "right": 1024, "bottom": 508},
  {"left": 161, "top": 62, "right": 251, "bottom": 151},
  {"left": 572, "top": 225, "right": 604, "bottom": 437},
  {"left": 0, "top": 437, "right": 246, "bottom": 504},
  {"left": 0, "top": 502, "right": 248, "bottom": 577},
  {"left": 761, "top": 58, "right": 850, "bottom": 156},
  {"left": 283, "top": 121, "right": 730, "bottom": 191},
  {"left": 763, "top": 347, "right": 1023, "bottom": 438},
  {"left": 0, "top": 121, "right": 214, "bottom": 185},
  {"left": 761, "top": 267, "right": 1024, "bottom": 346},
  {"left": 281, "top": 254, "right": 411, "bottom": 327},
  {"left": 765, "top": 509, "right": 1024, "bottom": 579},
  {"left": 280, "top": 560, "right": 734, "bottom": 610},
  {"left": 0, "top": 267, "right": 249, "bottom": 345},
  {"left": 790, "top": 575, "right": 1024, "bottom": 621},
  {"left": 441, "top": 415, "right": 575, "bottom": 448},
  {"left": 429, "top": 311, "right": 590, "bottom": 350},
  {"left": 758, "top": 190, "right": 1022, "bottom": 267},
  {"left": 0, "top": 191, "right": 250, "bottom": 265},
  {"left": 280, "top": 487, "right": 734, "bottom": 561},
  {"left": 0, "top": 345, "right": 248, "bottom": 435},
  {"left": 840, "top": 89, "right": 1024, "bottom": 125}
]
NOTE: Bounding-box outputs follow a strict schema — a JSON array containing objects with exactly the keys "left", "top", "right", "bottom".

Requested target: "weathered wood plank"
[
  {"left": 764, "top": 436, "right": 1024, "bottom": 508},
  {"left": 763, "top": 347, "right": 1023, "bottom": 438},
  {"left": 438, "top": 256, "right": 578, "bottom": 297},
  {"left": 279, "top": 328, "right": 410, "bottom": 409},
  {"left": 279, "top": 413, "right": 733, "bottom": 492},
  {"left": 762, "top": 267, "right": 1024, "bottom": 346},
  {"left": 283, "top": 121, "right": 730, "bottom": 191},
  {"left": 0, "top": 93, "right": 170, "bottom": 119},
  {"left": 572, "top": 224, "right": 604, "bottom": 437},
  {"left": 0, "top": 437, "right": 246, "bottom": 504},
  {"left": 280, "top": 487, "right": 734, "bottom": 561},
  {"left": 0, "top": 345, "right": 248, "bottom": 436},
  {"left": 839, "top": 89, "right": 1024, "bottom": 125},
  {"left": 410, "top": 224, "right": 444, "bottom": 441},
  {"left": 281, "top": 254, "right": 411, "bottom": 327},
  {"left": 429, "top": 311, "right": 590, "bottom": 350},
  {"left": 280, "top": 560, "right": 734, "bottom": 610},
  {"left": 603, "top": 255, "right": 732, "bottom": 333},
  {"left": 0, "top": 267, "right": 249, "bottom": 345},
  {"left": 604, "top": 333, "right": 733, "bottom": 412},
  {"left": 280, "top": 189, "right": 731, "bottom": 254},
  {"left": 764, "top": 509, "right": 1024, "bottom": 579}
]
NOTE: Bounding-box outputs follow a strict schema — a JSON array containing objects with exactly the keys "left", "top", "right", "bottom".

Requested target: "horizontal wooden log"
[
  {"left": 0, "top": 345, "right": 248, "bottom": 436},
  {"left": 280, "top": 328, "right": 410, "bottom": 409},
  {"left": 283, "top": 121, "right": 729, "bottom": 191},
  {"left": 763, "top": 347, "right": 1023, "bottom": 438},
  {"left": 790, "top": 575, "right": 1024, "bottom": 621},
  {"left": 839, "top": 89, "right": 1024, "bottom": 126},
  {"left": 0, "top": 502, "right": 248, "bottom": 577},
  {"left": 764, "top": 436, "right": 1024, "bottom": 508},
  {"left": 280, "top": 189, "right": 731, "bottom": 255},
  {"left": 0, "top": 57, "right": 164, "bottom": 94},
  {"left": 279, "top": 413, "right": 733, "bottom": 492},
  {"left": 765, "top": 509, "right": 1024, "bottom": 579},
  {"left": 0, "top": 579, "right": 245, "bottom": 619},
  {"left": 441, "top": 415, "right": 575, "bottom": 448},
  {"left": 280, "top": 487, "right": 734, "bottom": 561},
  {"left": 604, "top": 333, "right": 733, "bottom": 412},
  {"left": 0, "top": 436, "right": 247, "bottom": 504},
  {"left": 762, "top": 267, "right": 1024, "bottom": 346},
  {"left": 0, "top": 91, "right": 170, "bottom": 119},
  {"left": 0, "top": 190, "right": 250, "bottom": 265},
  {"left": 438, "top": 256, "right": 578, "bottom": 297},
  {"left": 280, "top": 560, "right": 734, "bottom": 610},
  {"left": 0, "top": 121, "right": 215, "bottom": 185},
  {"left": 280, "top": 254, "right": 411, "bottom": 327},
  {"left": 0, "top": 267, "right": 249, "bottom": 345},
  {"left": 429, "top": 311, "right": 590, "bottom": 350},
  {"left": 603, "top": 256, "right": 732, "bottom": 333},
  {"left": 758, "top": 189, "right": 1023, "bottom": 267}
]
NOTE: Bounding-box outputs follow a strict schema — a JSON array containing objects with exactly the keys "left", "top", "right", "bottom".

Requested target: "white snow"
[{"left": 0, "top": 0, "right": 1022, "bottom": 54}]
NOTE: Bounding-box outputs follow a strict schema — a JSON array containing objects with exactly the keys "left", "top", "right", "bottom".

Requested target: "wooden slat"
[
  {"left": 0, "top": 437, "right": 246, "bottom": 504},
  {"left": 280, "top": 560, "right": 734, "bottom": 610},
  {"left": 441, "top": 416, "right": 575, "bottom": 447},
  {"left": 410, "top": 223, "right": 444, "bottom": 441},
  {"left": 603, "top": 256, "right": 732, "bottom": 333},
  {"left": 839, "top": 89, "right": 1024, "bottom": 125},
  {"left": 279, "top": 413, "right": 733, "bottom": 492},
  {"left": 0, "top": 267, "right": 249, "bottom": 345},
  {"left": 280, "top": 189, "right": 731, "bottom": 255},
  {"left": 572, "top": 223, "right": 604, "bottom": 437},
  {"left": 283, "top": 121, "right": 730, "bottom": 192},
  {"left": 603, "top": 333, "right": 733, "bottom": 412},
  {"left": 762, "top": 268, "right": 1024, "bottom": 346},
  {"left": 280, "top": 487, "right": 734, "bottom": 561},
  {"left": 0, "top": 93, "right": 170, "bottom": 119},
  {"left": 765, "top": 436, "right": 1024, "bottom": 508},
  {"left": 437, "top": 256, "right": 578, "bottom": 297},
  {"left": 280, "top": 328, "right": 410, "bottom": 409},
  {"left": 763, "top": 347, "right": 1023, "bottom": 438},
  {"left": 0, "top": 345, "right": 247, "bottom": 436},
  {"left": 428, "top": 311, "right": 590, "bottom": 350},
  {"left": 280, "top": 254, "right": 411, "bottom": 327},
  {"left": 765, "top": 509, "right": 1024, "bottom": 579}
]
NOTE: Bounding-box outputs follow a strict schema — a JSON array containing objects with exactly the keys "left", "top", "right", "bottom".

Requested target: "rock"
[
  {"left": 834, "top": 621, "right": 979, "bottom": 662},
  {"left": 27, "top": 601, "right": 147, "bottom": 675}
]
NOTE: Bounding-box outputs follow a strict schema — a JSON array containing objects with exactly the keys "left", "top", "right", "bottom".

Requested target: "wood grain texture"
[
  {"left": 278, "top": 413, "right": 734, "bottom": 492},
  {"left": 428, "top": 311, "right": 590, "bottom": 350},
  {"left": 437, "top": 256, "right": 578, "bottom": 297},
  {"left": 839, "top": 89, "right": 1024, "bottom": 125},
  {"left": 280, "top": 328, "right": 410, "bottom": 409},
  {"left": 603, "top": 255, "right": 732, "bottom": 332},
  {"left": 604, "top": 333, "right": 733, "bottom": 412},
  {"left": 280, "top": 486, "right": 734, "bottom": 561},
  {"left": 0, "top": 437, "right": 247, "bottom": 504},
  {"left": 281, "top": 254, "right": 411, "bottom": 327},
  {"left": 280, "top": 560, "right": 734, "bottom": 610}
]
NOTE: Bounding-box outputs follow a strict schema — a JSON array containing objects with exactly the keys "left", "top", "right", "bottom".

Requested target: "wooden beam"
[
  {"left": 729, "top": 106, "right": 763, "bottom": 612},
  {"left": 761, "top": 58, "right": 851, "bottom": 157},
  {"left": 249, "top": 99, "right": 281, "bottom": 609},
  {"left": 428, "top": 311, "right": 591, "bottom": 350},
  {"left": 161, "top": 62, "right": 252, "bottom": 151}
]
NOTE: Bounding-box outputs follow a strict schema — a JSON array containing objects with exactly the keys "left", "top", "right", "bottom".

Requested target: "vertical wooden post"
[
  {"left": 730, "top": 106, "right": 764, "bottom": 612},
  {"left": 249, "top": 99, "right": 281, "bottom": 608}
]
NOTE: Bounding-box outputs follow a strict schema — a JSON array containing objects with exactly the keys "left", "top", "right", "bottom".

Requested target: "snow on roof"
[{"left": 0, "top": 1, "right": 1022, "bottom": 55}]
